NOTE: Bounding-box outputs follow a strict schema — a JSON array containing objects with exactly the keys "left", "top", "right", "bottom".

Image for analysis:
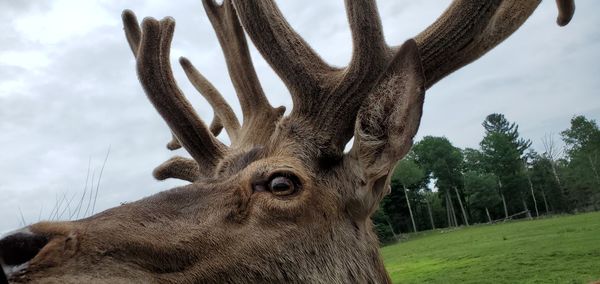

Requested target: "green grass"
[{"left": 382, "top": 212, "right": 600, "bottom": 284}]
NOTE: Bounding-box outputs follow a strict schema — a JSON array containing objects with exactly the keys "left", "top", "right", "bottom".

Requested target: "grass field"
[{"left": 382, "top": 212, "right": 600, "bottom": 284}]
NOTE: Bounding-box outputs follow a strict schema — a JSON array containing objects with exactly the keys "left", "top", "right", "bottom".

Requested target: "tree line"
[{"left": 373, "top": 114, "right": 600, "bottom": 243}]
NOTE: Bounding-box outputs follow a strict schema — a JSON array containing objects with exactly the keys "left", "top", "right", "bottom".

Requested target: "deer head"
[{"left": 0, "top": 0, "right": 575, "bottom": 283}]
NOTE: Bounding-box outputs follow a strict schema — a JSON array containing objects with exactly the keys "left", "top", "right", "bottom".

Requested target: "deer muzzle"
[{"left": 0, "top": 229, "right": 49, "bottom": 283}]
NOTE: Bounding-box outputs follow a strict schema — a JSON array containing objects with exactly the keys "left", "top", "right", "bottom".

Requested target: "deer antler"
[
  {"left": 201, "top": 0, "right": 285, "bottom": 148},
  {"left": 232, "top": 0, "right": 395, "bottom": 156},
  {"left": 123, "top": 0, "right": 575, "bottom": 181},
  {"left": 231, "top": 1, "right": 337, "bottom": 99},
  {"left": 233, "top": 0, "right": 575, "bottom": 158},
  {"left": 556, "top": 0, "right": 575, "bottom": 26},
  {"left": 416, "top": 1, "right": 543, "bottom": 88},
  {"left": 123, "top": 14, "right": 226, "bottom": 177},
  {"left": 122, "top": 2, "right": 287, "bottom": 181},
  {"left": 179, "top": 57, "right": 241, "bottom": 142},
  {"left": 124, "top": 10, "right": 224, "bottom": 153}
]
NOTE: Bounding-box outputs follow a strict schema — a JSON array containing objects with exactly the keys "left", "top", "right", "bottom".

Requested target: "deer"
[{"left": 0, "top": 0, "right": 576, "bottom": 283}]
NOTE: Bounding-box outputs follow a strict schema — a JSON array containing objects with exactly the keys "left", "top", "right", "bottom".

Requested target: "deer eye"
[{"left": 268, "top": 175, "right": 298, "bottom": 197}]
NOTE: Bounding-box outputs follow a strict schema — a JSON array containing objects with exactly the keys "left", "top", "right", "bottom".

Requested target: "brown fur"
[{"left": 3, "top": 0, "right": 574, "bottom": 283}]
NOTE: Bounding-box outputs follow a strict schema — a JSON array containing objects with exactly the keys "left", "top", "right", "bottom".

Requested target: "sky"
[{"left": 0, "top": 1, "right": 598, "bottom": 234}]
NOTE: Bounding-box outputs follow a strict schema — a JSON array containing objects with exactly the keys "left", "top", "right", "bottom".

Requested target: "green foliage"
[
  {"left": 462, "top": 147, "right": 485, "bottom": 173},
  {"left": 482, "top": 113, "right": 531, "bottom": 153},
  {"left": 561, "top": 115, "right": 600, "bottom": 210},
  {"left": 374, "top": 114, "right": 599, "bottom": 246},
  {"left": 372, "top": 208, "right": 396, "bottom": 244},
  {"left": 529, "top": 153, "right": 567, "bottom": 212},
  {"left": 412, "top": 136, "right": 463, "bottom": 193},
  {"left": 463, "top": 170, "right": 500, "bottom": 221},
  {"left": 382, "top": 212, "right": 600, "bottom": 283},
  {"left": 411, "top": 137, "right": 468, "bottom": 226},
  {"left": 480, "top": 114, "right": 531, "bottom": 215},
  {"left": 392, "top": 159, "right": 425, "bottom": 187},
  {"left": 561, "top": 115, "right": 600, "bottom": 155},
  {"left": 381, "top": 181, "right": 417, "bottom": 233}
]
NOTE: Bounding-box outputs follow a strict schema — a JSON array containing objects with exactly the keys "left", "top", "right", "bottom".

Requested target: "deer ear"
[{"left": 349, "top": 39, "right": 425, "bottom": 219}]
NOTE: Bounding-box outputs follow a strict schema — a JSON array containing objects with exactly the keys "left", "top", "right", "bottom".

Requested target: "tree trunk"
[
  {"left": 540, "top": 189, "right": 550, "bottom": 215},
  {"left": 485, "top": 207, "right": 492, "bottom": 223},
  {"left": 446, "top": 193, "right": 451, "bottom": 227},
  {"left": 526, "top": 174, "right": 539, "bottom": 217},
  {"left": 449, "top": 194, "right": 458, "bottom": 227},
  {"left": 589, "top": 155, "right": 600, "bottom": 187},
  {"left": 425, "top": 198, "right": 436, "bottom": 230},
  {"left": 522, "top": 197, "right": 532, "bottom": 219},
  {"left": 384, "top": 215, "right": 398, "bottom": 240},
  {"left": 500, "top": 192, "right": 509, "bottom": 220},
  {"left": 550, "top": 162, "right": 563, "bottom": 190},
  {"left": 453, "top": 186, "right": 469, "bottom": 226},
  {"left": 445, "top": 192, "right": 458, "bottom": 227},
  {"left": 498, "top": 180, "right": 509, "bottom": 220},
  {"left": 403, "top": 184, "right": 417, "bottom": 233},
  {"left": 549, "top": 160, "right": 568, "bottom": 206}
]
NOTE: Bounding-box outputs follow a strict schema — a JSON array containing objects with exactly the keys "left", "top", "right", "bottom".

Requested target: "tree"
[
  {"left": 463, "top": 147, "right": 486, "bottom": 173},
  {"left": 561, "top": 115, "right": 600, "bottom": 210},
  {"left": 421, "top": 189, "right": 437, "bottom": 230},
  {"left": 463, "top": 171, "right": 501, "bottom": 223},
  {"left": 412, "top": 136, "right": 469, "bottom": 227},
  {"left": 480, "top": 113, "right": 531, "bottom": 219},
  {"left": 529, "top": 153, "right": 563, "bottom": 213},
  {"left": 524, "top": 150, "right": 540, "bottom": 217},
  {"left": 392, "top": 159, "right": 425, "bottom": 232},
  {"left": 482, "top": 113, "right": 531, "bottom": 154},
  {"left": 561, "top": 116, "right": 600, "bottom": 154},
  {"left": 371, "top": 208, "right": 396, "bottom": 244},
  {"left": 541, "top": 134, "right": 566, "bottom": 204}
]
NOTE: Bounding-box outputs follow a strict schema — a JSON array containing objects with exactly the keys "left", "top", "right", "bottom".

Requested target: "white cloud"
[
  {"left": 0, "top": 50, "right": 50, "bottom": 70},
  {"left": 12, "top": 0, "right": 115, "bottom": 45}
]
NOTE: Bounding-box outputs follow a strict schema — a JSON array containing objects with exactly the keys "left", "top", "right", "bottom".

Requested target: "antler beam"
[
  {"left": 414, "top": 0, "right": 574, "bottom": 88},
  {"left": 231, "top": 0, "right": 337, "bottom": 101}
]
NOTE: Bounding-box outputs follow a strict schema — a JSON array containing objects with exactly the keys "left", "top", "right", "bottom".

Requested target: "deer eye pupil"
[{"left": 269, "top": 176, "right": 296, "bottom": 196}]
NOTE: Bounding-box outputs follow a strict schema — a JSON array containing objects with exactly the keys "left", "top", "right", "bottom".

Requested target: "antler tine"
[
  {"left": 208, "top": 113, "right": 224, "bottom": 136},
  {"left": 180, "top": 57, "right": 241, "bottom": 142},
  {"left": 336, "top": 0, "right": 388, "bottom": 92},
  {"left": 166, "top": 134, "right": 182, "bottom": 150},
  {"left": 135, "top": 17, "right": 226, "bottom": 173},
  {"left": 166, "top": 115, "right": 223, "bottom": 151},
  {"left": 316, "top": 0, "right": 391, "bottom": 149},
  {"left": 556, "top": 0, "right": 575, "bottom": 26},
  {"left": 202, "top": 0, "right": 280, "bottom": 122},
  {"left": 123, "top": 10, "right": 141, "bottom": 56},
  {"left": 160, "top": 117, "right": 223, "bottom": 182},
  {"left": 124, "top": 10, "right": 224, "bottom": 153},
  {"left": 231, "top": 0, "right": 338, "bottom": 103},
  {"left": 414, "top": 0, "right": 575, "bottom": 89},
  {"left": 153, "top": 156, "right": 200, "bottom": 182}
]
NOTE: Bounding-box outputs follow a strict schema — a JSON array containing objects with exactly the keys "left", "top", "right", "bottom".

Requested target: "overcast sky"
[{"left": 0, "top": 1, "right": 598, "bottom": 234}]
